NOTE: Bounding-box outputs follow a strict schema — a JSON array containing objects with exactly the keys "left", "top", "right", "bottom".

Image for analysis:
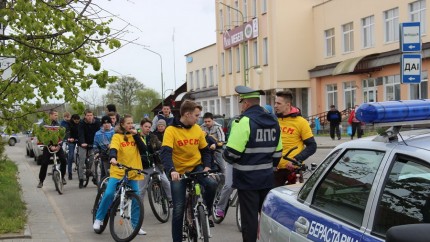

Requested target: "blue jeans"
[
  {"left": 95, "top": 178, "right": 141, "bottom": 228},
  {"left": 170, "top": 165, "right": 218, "bottom": 242},
  {"left": 67, "top": 143, "right": 76, "bottom": 175}
]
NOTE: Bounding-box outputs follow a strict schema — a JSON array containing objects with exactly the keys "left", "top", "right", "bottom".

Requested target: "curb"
[{"left": 0, "top": 224, "right": 31, "bottom": 240}]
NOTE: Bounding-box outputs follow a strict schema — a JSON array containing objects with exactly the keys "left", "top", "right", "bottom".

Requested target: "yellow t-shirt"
[
  {"left": 162, "top": 124, "right": 208, "bottom": 174},
  {"left": 278, "top": 116, "right": 314, "bottom": 169},
  {"left": 109, "top": 133, "right": 144, "bottom": 180}
]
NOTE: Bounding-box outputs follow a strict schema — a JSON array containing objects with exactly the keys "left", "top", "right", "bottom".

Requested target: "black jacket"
[{"left": 78, "top": 118, "right": 101, "bottom": 146}]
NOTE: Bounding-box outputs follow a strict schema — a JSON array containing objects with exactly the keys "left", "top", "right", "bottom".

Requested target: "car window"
[
  {"left": 372, "top": 155, "right": 430, "bottom": 237},
  {"left": 298, "top": 148, "right": 341, "bottom": 202},
  {"left": 311, "top": 149, "right": 385, "bottom": 227}
]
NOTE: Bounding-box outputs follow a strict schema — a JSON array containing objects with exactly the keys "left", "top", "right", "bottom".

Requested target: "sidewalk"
[
  {"left": 0, "top": 149, "right": 69, "bottom": 241},
  {"left": 314, "top": 135, "right": 350, "bottom": 149}
]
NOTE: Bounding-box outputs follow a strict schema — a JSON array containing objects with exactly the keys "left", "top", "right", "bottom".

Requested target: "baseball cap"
[{"left": 101, "top": 115, "right": 112, "bottom": 124}]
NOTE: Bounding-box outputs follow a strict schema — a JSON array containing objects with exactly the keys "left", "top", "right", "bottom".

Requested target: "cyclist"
[
  {"left": 93, "top": 116, "right": 115, "bottom": 179},
  {"left": 77, "top": 109, "right": 100, "bottom": 188},
  {"left": 223, "top": 86, "right": 282, "bottom": 242},
  {"left": 37, "top": 109, "right": 68, "bottom": 188},
  {"left": 150, "top": 104, "right": 174, "bottom": 132},
  {"left": 65, "top": 114, "right": 80, "bottom": 180},
  {"left": 134, "top": 118, "right": 172, "bottom": 205},
  {"left": 273, "top": 90, "right": 317, "bottom": 187},
  {"left": 152, "top": 119, "right": 166, "bottom": 142},
  {"left": 92, "top": 114, "right": 146, "bottom": 235},
  {"left": 160, "top": 100, "right": 218, "bottom": 242}
]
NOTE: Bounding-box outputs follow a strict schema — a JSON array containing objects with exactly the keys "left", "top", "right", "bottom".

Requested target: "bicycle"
[
  {"left": 283, "top": 146, "right": 317, "bottom": 185},
  {"left": 47, "top": 146, "right": 63, "bottom": 195},
  {"left": 212, "top": 186, "right": 241, "bottom": 231},
  {"left": 146, "top": 153, "right": 170, "bottom": 223},
  {"left": 182, "top": 170, "right": 216, "bottom": 242},
  {"left": 77, "top": 144, "right": 95, "bottom": 187},
  {"left": 92, "top": 163, "right": 144, "bottom": 242}
]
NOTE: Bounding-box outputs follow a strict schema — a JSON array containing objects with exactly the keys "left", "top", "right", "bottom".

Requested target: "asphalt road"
[{"left": 8, "top": 139, "right": 332, "bottom": 242}]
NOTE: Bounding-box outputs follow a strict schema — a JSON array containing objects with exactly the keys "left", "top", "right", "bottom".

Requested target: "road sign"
[
  {"left": 400, "top": 22, "right": 421, "bottom": 52},
  {"left": 401, "top": 53, "right": 421, "bottom": 84}
]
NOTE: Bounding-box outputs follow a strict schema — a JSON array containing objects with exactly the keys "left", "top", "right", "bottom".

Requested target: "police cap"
[{"left": 235, "top": 85, "right": 265, "bottom": 103}]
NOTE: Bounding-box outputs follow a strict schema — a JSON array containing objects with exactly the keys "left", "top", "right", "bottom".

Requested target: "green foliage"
[
  {"left": 133, "top": 88, "right": 161, "bottom": 120},
  {"left": 0, "top": 1, "right": 121, "bottom": 133},
  {"left": 33, "top": 124, "right": 65, "bottom": 146},
  {"left": 107, "top": 76, "right": 145, "bottom": 114},
  {"left": 0, "top": 159, "right": 26, "bottom": 234}
]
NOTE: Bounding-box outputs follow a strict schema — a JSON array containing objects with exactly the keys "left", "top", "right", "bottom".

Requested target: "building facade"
[{"left": 214, "top": 0, "right": 429, "bottom": 118}]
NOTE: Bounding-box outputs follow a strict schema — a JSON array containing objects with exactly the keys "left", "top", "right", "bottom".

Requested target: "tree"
[
  {"left": 0, "top": 0, "right": 121, "bottom": 132},
  {"left": 133, "top": 88, "right": 160, "bottom": 120},
  {"left": 107, "top": 76, "right": 144, "bottom": 115}
]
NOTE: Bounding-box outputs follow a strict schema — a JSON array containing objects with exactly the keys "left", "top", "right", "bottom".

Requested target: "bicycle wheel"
[
  {"left": 83, "top": 160, "right": 90, "bottom": 187},
  {"left": 92, "top": 159, "right": 100, "bottom": 186},
  {"left": 197, "top": 205, "right": 209, "bottom": 242},
  {"left": 99, "top": 176, "right": 109, "bottom": 191},
  {"left": 52, "top": 170, "right": 63, "bottom": 195},
  {"left": 147, "top": 179, "right": 170, "bottom": 223},
  {"left": 92, "top": 188, "right": 109, "bottom": 234},
  {"left": 183, "top": 196, "right": 197, "bottom": 242},
  {"left": 110, "top": 192, "right": 144, "bottom": 242},
  {"left": 236, "top": 202, "right": 242, "bottom": 232}
]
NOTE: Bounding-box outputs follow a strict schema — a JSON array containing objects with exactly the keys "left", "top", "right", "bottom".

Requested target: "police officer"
[{"left": 223, "top": 86, "right": 282, "bottom": 242}]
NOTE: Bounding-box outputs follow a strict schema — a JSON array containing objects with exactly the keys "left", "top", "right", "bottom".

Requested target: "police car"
[{"left": 259, "top": 100, "right": 430, "bottom": 242}]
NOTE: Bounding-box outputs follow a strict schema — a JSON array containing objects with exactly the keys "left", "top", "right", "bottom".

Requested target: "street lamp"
[
  {"left": 217, "top": 1, "right": 248, "bottom": 86},
  {"left": 142, "top": 47, "right": 164, "bottom": 105},
  {"left": 245, "top": 65, "right": 263, "bottom": 86},
  {"left": 163, "top": 88, "right": 174, "bottom": 106}
]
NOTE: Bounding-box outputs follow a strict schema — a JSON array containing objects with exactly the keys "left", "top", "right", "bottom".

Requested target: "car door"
[
  {"left": 290, "top": 148, "right": 386, "bottom": 242},
  {"left": 362, "top": 146, "right": 430, "bottom": 242}
]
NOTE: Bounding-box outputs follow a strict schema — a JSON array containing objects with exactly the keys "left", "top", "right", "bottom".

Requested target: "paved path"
[{"left": 0, "top": 134, "right": 350, "bottom": 241}]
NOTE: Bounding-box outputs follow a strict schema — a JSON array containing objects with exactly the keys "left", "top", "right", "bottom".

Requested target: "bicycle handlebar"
[
  {"left": 115, "top": 163, "right": 144, "bottom": 175},
  {"left": 181, "top": 170, "right": 218, "bottom": 180}
]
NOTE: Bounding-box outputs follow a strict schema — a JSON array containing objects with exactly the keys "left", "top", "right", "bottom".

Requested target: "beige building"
[{"left": 186, "top": 0, "right": 429, "bottom": 119}]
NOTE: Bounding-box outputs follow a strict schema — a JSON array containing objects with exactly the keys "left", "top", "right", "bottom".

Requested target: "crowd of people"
[{"left": 36, "top": 85, "right": 320, "bottom": 242}]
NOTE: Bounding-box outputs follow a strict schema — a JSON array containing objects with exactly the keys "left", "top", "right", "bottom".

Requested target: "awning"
[
  {"left": 175, "top": 92, "right": 187, "bottom": 101},
  {"left": 332, "top": 55, "right": 368, "bottom": 75}
]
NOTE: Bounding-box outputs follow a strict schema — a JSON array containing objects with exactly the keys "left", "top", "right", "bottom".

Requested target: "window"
[
  {"left": 313, "top": 149, "right": 385, "bottom": 227},
  {"left": 373, "top": 155, "right": 430, "bottom": 236},
  {"left": 384, "top": 8, "right": 399, "bottom": 43},
  {"left": 234, "top": 1, "right": 239, "bottom": 26},
  {"left": 253, "top": 40, "right": 258, "bottom": 66},
  {"left": 195, "top": 70, "right": 200, "bottom": 90},
  {"left": 209, "top": 100, "right": 215, "bottom": 113},
  {"left": 363, "top": 78, "right": 377, "bottom": 103},
  {"left": 326, "top": 84, "right": 338, "bottom": 109},
  {"left": 228, "top": 49, "right": 232, "bottom": 74},
  {"left": 244, "top": 43, "right": 249, "bottom": 69},
  {"left": 219, "top": 9, "right": 223, "bottom": 33},
  {"left": 344, "top": 81, "right": 356, "bottom": 108},
  {"left": 227, "top": 7, "right": 231, "bottom": 29},
  {"left": 410, "top": 71, "right": 428, "bottom": 99},
  {"left": 243, "top": 0, "right": 248, "bottom": 22},
  {"left": 384, "top": 75, "right": 400, "bottom": 101},
  {"left": 362, "top": 15, "right": 375, "bottom": 48},
  {"left": 410, "top": 0, "right": 426, "bottom": 35},
  {"left": 188, "top": 71, "right": 193, "bottom": 90},
  {"left": 342, "top": 22, "right": 354, "bottom": 53},
  {"left": 235, "top": 47, "right": 240, "bottom": 72},
  {"left": 252, "top": 0, "right": 257, "bottom": 17},
  {"left": 262, "top": 0, "right": 267, "bottom": 14},
  {"left": 263, "top": 38, "right": 268, "bottom": 65},
  {"left": 325, "top": 28, "right": 335, "bottom": 57},
  {"left": 202, "top": 68, "right": 207, "bottom": 88},
  {"left": 209, "top": 66, "right": 214, "bottom": 87},
  {"left": 221, "top": 52, "right": 225, "bottom": 76}
]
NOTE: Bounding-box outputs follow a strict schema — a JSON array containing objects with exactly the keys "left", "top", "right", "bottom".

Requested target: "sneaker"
[
  {"left": 92, "top": 177, "right": 97, "bottom": 185},
  {"left": 215, "top": 208, "right": 225, "bottom": 218},
  {"left": 37, "top": 182, "right": 43, "bottom": 188},
  {"left": 68, "top": 174, "right": 72, "bottom": 180},
  {"left": 79, "top": 179, "right": 84, "bottom": 189},
  {"left": 62, "top": 178, "right": 67, "bottom": 185},
  {"left": 138, "top": 229, "right": 147, "bottom": 235},
  {"left": 338, "top": 137, "right": 341, "bottom": 140},
  {"left": 93, "top": 219, "right": 102, "bottom": 230}
]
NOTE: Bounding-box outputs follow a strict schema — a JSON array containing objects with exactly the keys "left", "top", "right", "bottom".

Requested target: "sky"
[{"left": 82, "top": 0, "right": 216, "bottom": 103}]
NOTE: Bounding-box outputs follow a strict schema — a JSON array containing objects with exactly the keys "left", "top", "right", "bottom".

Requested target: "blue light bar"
[{"left": 355, "top": 99, "right": 430, "bottom": 123}]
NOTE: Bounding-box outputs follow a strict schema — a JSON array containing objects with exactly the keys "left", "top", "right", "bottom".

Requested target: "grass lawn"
[{"left": 0, "top": 159, "right": 26, "bottom": 234}]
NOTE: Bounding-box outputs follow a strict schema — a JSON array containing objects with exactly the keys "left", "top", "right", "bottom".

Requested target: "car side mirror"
[
  {"left": 386, "top": 224, "right": 430, "bottom": 242},
  {"left": 310, "top": 163, "right": 317, "bottom": 171}
]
